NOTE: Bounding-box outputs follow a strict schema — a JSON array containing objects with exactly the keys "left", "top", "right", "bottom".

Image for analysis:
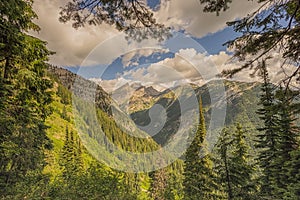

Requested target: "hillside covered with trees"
[{"left": 1, "top": 0, "right": 300, "bottom": 199}]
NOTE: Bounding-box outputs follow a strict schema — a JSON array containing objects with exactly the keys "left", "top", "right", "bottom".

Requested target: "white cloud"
[
  {"left": 97, "top": 49, "right": 296, "bottom": 93},
  {"left": 122, "top": 48, "right": 169, "bottom": 67},
  {"left": 209, "top": 51, "right": 296, "bottom": 85},
  {"left": 32, "top": 0, "right": 169, "bottom": 67},
  {"left": 32, "top": 0, "right": 120, "bottom": 66},
  {"left": 156, "top": 0, "right": 260, "bottom": 37},
  {"left": 112, "top": 48, "right": 220, "bottom": 86},
  {"left": 31, "top": 0, "right": 261, "bottom": 67}
]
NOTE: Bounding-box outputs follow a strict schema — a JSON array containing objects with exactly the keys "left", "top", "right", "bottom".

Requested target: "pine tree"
[
  {"left": 60, "top": 127, "right": 83, "bottom": 180},
  {"left": 214, "top": 128, "right": 233, "bottom": 199},
  {"left": 215, "top": 125, "right": 256, "bottom": 200},
  {"left": 256, "top": 64, "right": 299, "bottom": 198},
  {"left": 150, "top": 165, "right": 168, "bottom": 200},
  {"left": 183, "top": 97, "right": 220, "bottom": 199},
  {"left": 61, "top": 105, "right": 70, "bottom": 121},
  {"left": 0, "top": 0, "right": 53, "bottom": 195},
  {"left": 272, "top": 87, "right": 299, "bottom": 197},
  {"left": 283, "top": 147, "right": 300, "bottom": 199},
  {"left": 230, "top": 124, "right": 256, "bottom": 199},
  {"left": 164, "top": 160, "right": 185, "bottom": 200},
  {"left": 255, "top": 64, "right": 280, "bottom": 197}
]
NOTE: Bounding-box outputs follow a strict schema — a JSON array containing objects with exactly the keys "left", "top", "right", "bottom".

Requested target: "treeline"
[
  {"left": 2, "top": 65, "right": 299, "bottom": 199},
  {"left": 182, "top": 65, "right": 300, "bottom": 200},
  {"left": 1, "top": 1, "right": 300, "bottom": 199},
  {"left": 0, "top": 0, "right": 53, "bottom": 198}
]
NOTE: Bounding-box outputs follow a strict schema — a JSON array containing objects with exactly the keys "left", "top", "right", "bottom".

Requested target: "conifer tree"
[
  {"left": 183, "top": 97, "right": 220, "bottom": 199},
  {"left": 163, "top": 160, "right": 185, "bottom": 200},
  {"left": 230, "top": 124, "right": 256, "bottom": 199},
  {"left": 256, "top": 64, "right": 299, "bottom": 198},
  {"left": 255, "top": 63, "right": 280, "bottom": 197},
  {"left": 0, "top": 0, "right": 53, "bottom": 195},
  {"left": 150, "top": 159, "right": 168, "bottom": 200},
  {"left": 272, "top": 87, "right": 299, "bottom": 197},
  {"left": 284, "top": 147, "right": 300, "bottom": 199},
  {"left": 60, "top": 127, "right": 83, "bottom": 180},
  {"left": 215, "top": 125, "right": 256, "bottom": 200},
  {"left": 214, "top": 128, "right": 233, "bottom": 199}
]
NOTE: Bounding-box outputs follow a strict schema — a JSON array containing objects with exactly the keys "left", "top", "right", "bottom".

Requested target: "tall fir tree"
[
  {"left": 183, "top": 97, "right": 220, "bottom": 199},
  {"left": 272, "top": 87, "right": 299, "bottom": 197},
  {"left": 150, "top": 158, "right": 168, "bottom": 200},
  {"left": 0, "top": 0, "right": 53, "bottom": 196},
  {"left": 214, "top": 128, "right": 233, "bottom": 199},
  {"left": 256, "top": 63, "right": 300, "bottom": 198},
  {"left": 60, "top": 127, "right": 83, "bottom": 180},
  {"left": 215, "top": 125, "right": 256, "bottom": 200},
  {"left": 255, "top": 63, "right": 280, "bottom": 197},
  {"left": 283, "top": 147, "right": 300, "bottom": 199},
  {"left": 230, "top": 124, "right": 256, "bottom": 199}
]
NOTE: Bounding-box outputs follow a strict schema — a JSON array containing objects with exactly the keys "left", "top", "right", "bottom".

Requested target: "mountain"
[
  {"left": 48, "top": 65, "right": 112, "bottom": 114},
  {"left": 129, "top": 79, "right": 262, "bottom": 145},
  {"left": 112, "top": 83, "right": 161, "bottom": 113},
  {"left": 47, "top": 65, "right": 262, "bottom": 153},
  {"left": 46, "top": 66, "right": 160, "bottom": 170}
]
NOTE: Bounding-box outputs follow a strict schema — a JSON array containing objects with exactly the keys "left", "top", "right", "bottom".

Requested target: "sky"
[{"left": 31, "top": 0, "right": 292, "bottom": 92}]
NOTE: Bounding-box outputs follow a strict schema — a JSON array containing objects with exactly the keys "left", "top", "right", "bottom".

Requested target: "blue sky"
[
  {"left": 147, "top": 0, "right": 160, "bottom": 10},
  {"left": 195, "top": 27, "right": 241, "bottom": 55},
  {"left": 32, "top": 0, "right": 268, "bottom": 91},
  {"left": 65, "top": 27, "right": 238, "bottom": 80}
]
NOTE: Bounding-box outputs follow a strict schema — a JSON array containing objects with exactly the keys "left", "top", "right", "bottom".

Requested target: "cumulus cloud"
[
  {"left": 31, "top": 0, "right": 261, "bottom": 67},
  {"left": 122, "top": 48, "right": 169, "bottom": 67},
  {"left": 135, "top": 48, "right": 220, "bottom": 83},
  {"left": 32, "top": 0, "right": 120, "bottom": 66},
  {"left": 156, "top": 0, "right": 260, "bottom": 37},
  {"left": 32, "top": 0, "right": 166, "bottom": 67},
  {"left": 209, "top": 51, "right": 296, "bottom": 85},
  {"left": 91, "top": 77, "right": 132, "bottom": 93},
  {"left": 95, "top": 48, "right": 296, "bottom": 92}
]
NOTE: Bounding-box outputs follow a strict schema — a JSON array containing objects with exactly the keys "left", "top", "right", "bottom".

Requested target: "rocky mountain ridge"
[{"left": 47, "top": 65, "right": 112, "bottom": 114}]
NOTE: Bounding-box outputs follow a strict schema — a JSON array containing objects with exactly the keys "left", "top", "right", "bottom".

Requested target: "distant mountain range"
[
  {"left": 127, "top": 80, "right": 262, "bottom": 145},
  {"left": 49, "top": 65, "right": 263, "bottom": 148}
]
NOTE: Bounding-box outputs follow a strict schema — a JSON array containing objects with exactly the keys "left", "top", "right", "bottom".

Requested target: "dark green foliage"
[
  {"left": 59, "top": 0, "right": 171, "bottom": 41},
  {"left": 48, "top": 126, "right": 139, "bottom": 199},
  {"left": 256, "top": 65, "right": 300, "bottom": 198},
  {"left": 215, "top": 125, "right": 257, "bottom": 200},
  {"left": 283, "top": 148, "right": 300, "bottom": 199},
  {"left": 61, "top": 105, "right": 70, "bottom": 121},
  {"left": 96, "top": 108, "right": 159, "bottom": 153},
  {"left": 200, "top": 0, "right": 233, "bottom": 15},
  {"left": 199, "top": 0, "right": 300, "bottom": 82},
  {"left": 59, "top": 127, "right": 84, "bottom": 180},
  {"left": 150, "top": 166, "right": 168, "bottom": 200},
  {"left": 271, "top": 87, "right": 299, "bottom": 197},
  {"left": 255, "top": 65, "right": 280, "bottom": 196},
  {"left": 214, "top": 128, "right": 232, "bottom": 199},
  {"left": 57, "top": 84, "right": 71, "bottom": 105},
  {"left": 183, "top": 97, "right": 220, "bottom": 199},
  {"left": 50, "top": 162, "right": 136, "bottom": 199},
  {"left": 0, "top": 0, "right": 53, "bottom": 197},
  {"left": 164, "top": 160, "right": 185, "bottom": 200}
]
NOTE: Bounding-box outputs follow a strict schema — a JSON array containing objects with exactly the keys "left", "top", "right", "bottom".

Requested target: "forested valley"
[{"left": 1, "top": 0, "right": 300, "bottom": 199}]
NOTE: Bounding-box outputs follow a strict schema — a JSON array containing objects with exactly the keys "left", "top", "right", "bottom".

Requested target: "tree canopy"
[
  {"left": 200, "top": 0, "right": 300, "bottom": 85},
  {"left": 59, "top": 0, "right": 171, "bottom": 41}
]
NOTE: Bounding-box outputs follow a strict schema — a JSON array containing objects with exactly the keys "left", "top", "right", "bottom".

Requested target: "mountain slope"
[
  {"left": 129, "top": 80, "right": 262, "bottom": 145},
  {"left": 41, "top": 66, "right": 168, "bottom": 199},
  {"left": 45, "top": 66, "right": 161, "bottom": 183}
]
